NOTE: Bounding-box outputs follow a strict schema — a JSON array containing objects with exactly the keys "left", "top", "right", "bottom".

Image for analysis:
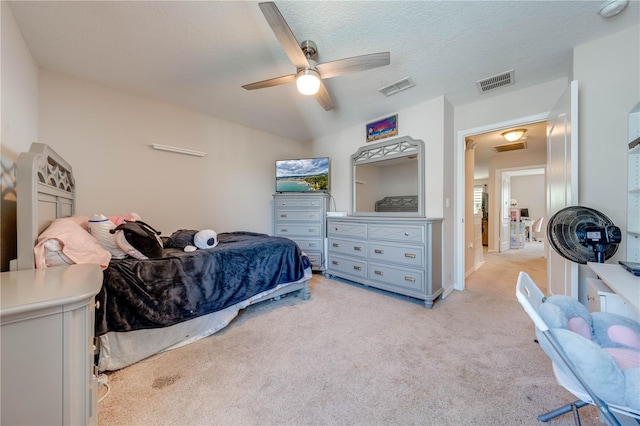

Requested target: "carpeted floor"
[{"left": 98, "top": 242, "right": 603, "bottom": 425}]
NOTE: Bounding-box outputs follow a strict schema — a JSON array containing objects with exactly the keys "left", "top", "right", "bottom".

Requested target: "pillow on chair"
[{"left": 538, "top": 295, "right": 640, "bottom": 411}]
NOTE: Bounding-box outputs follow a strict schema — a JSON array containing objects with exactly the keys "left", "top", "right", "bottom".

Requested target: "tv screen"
[{"left": 276, "top": 157, "right": 330, "bottom": 192}]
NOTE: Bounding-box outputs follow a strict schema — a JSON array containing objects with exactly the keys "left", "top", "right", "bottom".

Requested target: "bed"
[{"left": 13, "top": 143, "right": 312, "bottom": 371}]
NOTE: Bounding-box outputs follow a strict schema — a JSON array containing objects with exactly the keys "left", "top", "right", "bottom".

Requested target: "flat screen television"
[{"left": 276, "top": 157, "right": 330, "bottom": 192}]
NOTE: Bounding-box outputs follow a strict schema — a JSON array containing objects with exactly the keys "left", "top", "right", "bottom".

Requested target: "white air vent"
[
  {"left": 379, "top": 77, "right": 416, "bottom": 97},
  {"left": 493, "top": 141, "right": 527, "bottom": 153},
  {"left": 476, "top": 70, "right": 515, "bottom": 93}
]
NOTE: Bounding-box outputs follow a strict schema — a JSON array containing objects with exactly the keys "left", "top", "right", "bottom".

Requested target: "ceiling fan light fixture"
[
  {"left": 501, "top": 129, "right": 527, "bottom": 142},
  {"left": 296, "top": 69, "right": 321, "bottom": 95}
]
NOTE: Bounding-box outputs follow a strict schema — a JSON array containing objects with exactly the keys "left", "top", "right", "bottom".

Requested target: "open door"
[
  {"left": 546, "top": 80, "right": 579, "bottom": 297},
  {"left": 499, "top": 173, "right": 511, "bottom": 252}
]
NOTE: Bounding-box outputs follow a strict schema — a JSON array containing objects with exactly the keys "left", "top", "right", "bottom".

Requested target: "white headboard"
[{"left": 12, "top": 143, "right": 75, "bottom": 270}]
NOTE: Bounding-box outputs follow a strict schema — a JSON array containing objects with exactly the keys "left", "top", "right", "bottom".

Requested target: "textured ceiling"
[{"left": 8, "top": 0, "right": 640, "bottom": 142}]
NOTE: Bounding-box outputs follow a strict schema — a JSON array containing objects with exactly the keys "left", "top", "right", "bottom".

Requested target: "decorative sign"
[{"left": 366, "top": 114, "right": 398, "bottom": 142}]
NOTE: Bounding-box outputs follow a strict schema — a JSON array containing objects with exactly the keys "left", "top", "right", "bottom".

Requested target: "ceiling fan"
[{"left": 242, "top": 2, "right": 391, "bottom": 111}]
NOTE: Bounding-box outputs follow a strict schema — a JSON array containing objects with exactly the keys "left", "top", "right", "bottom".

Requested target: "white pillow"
[{"left": 87, "top": 214, "right": 128, "bottom": 259}]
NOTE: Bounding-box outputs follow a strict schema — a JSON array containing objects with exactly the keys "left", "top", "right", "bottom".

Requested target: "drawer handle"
[
  {"left": 308, "top": 229, "right": 315, "bottom": 232},
  {"left": 353, "top": 246, "right": 362, "bottom": 251},
  {"left": 353, "top": 266, "right": 362, "bottom": 271},
  {"left": 308, "top": 257, "right": 317, "bottom": 262},
  {"left": 404, "top": 253, "right": 416, "bottom": 258},
  {"left": 309, "top": 214, "right": 318, "bottom": 219},
  {"left": 404, "top": 232, "right": 410, "bottom": 236},
  {"left": 280, "top": 214, "right": 287, "bottom": 218},
  {"left": 332, "top": 260, "right": 340, "bottom": 265},
  {"left": 405, "top": 276, "right": 416, "bottom": 282},
  {"left": 280, "top": 228, "right": 288, "bottom": 232},
  {"left": 332, "top": 242, "right": 340, "bottom": 247},
  {"left": 95, "top": 300, "right": 101, "bottom": 309},
  {"left": 374, "top": 270, "right": 383, "bottom": 275},
  {"left": 374, "top": 249, "right": 384, "bottom": 254},
  {"left": 309, "top": 243, "right": 317, "bottom": 247}
]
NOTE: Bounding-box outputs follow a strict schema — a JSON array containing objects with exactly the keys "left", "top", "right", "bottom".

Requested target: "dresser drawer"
[
  {"left": 327, "top": 221, "right": 367, "bottom": 239},
  {"left": 368, "top": 262, "right": 425, "bottom": 292},
  {"left": 290, "top": 238, "right": 323, "bottom": 252},
  {"left": 328, "top": 254, "right": 367, "bottom": 279},
  {"left": 368, "top": 242, "right": 424, "bottom": 268},
  {"left": 275, "top": 209, "right": 323, "bottom": 222},
  {"left": 328, "top": 238, "right": 367, "bottom": 258},
  {"left": 275, "top": 224, "right": 322, "bottom": 237},
  {"left": 304, "top": 251, "right": 323, "bottom": 269},
  {"left": 274, "top": 198, "right": 324, "bottom": 208},
  {"left": 369, "top": 224, "right": 425, "bottom": 243}
]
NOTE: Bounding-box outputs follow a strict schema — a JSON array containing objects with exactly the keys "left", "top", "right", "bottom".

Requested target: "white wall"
[
  {"left": 573, "top": 25, "right": 639, "bottom": 299},
  {"left": 510, "top": 174, "right": 545, "bottom": 222},
  {"left": 311, "top": 96, "right": 447, "bottom": 218},
  {"left": 1, "top": 2, "right": 39, "bottom": 270},
  {"left": 487, "top": 150, "right": 547, "bottom": 251},
  {"left": 37, "top": 70, "right": 309, "bottom": 235}
]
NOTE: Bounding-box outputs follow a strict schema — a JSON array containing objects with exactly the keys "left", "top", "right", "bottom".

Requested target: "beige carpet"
[{"left": 98, "top": 243, "right": 601, "bottom": 425}]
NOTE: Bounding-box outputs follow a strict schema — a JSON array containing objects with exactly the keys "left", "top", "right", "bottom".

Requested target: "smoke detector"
[{"left": 599, "top": 0, "right": 629, "bottom": 17}]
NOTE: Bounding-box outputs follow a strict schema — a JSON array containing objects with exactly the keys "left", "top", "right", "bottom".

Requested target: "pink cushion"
[
  {"left": 604, "top": 347, "right": 640, "bottom": 370},
  {"left": 568, "top": 316, "right": 592, "bottom": 340},
  {"left": 608, "top": 324, "right": 640, "bottom": 350}
]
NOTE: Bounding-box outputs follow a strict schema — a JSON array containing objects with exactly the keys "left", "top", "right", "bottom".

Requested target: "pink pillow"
[
  {"left": 34, "top": 216, "right": 111, "bottom": 270},
  {"left": 107, "top": 212, "right": 142, "bottom": 226},
  {"left": 568, "top": 316, "right": 592, "bottom": 340},
  {"left": 604, "top": 347, "right": 640, "bottom": 370},
  {"left": 608, "top": 324, "right": 640, "bottom": 350}
]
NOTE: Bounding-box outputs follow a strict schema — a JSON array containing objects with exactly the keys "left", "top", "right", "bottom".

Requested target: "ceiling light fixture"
[
  {"left": 296, "top": 69, "right": 321, "bottom": 95},
  {"left": 599, "top": 0, "right": 629, "bottom": 17},
  {"left": 501, "top": 129, "right": 527, "bottom": 142}
]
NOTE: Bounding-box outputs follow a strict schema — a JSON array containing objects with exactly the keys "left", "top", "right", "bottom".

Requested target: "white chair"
[
  {"left": 516, "top": 271, "right": 640, "bottom": 426},
  {"left": 531, "top": 217, "right": 544, "bottom": 241}
]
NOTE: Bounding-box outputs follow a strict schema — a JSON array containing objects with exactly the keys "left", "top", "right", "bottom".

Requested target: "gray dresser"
[
  {"left": 1, "top": 264, "right": 103, "bottom": 425},
  {"left": 273, "top": 193, "right": 330, "bottom": 272},
  {"left": 326, "top": 216, "right": 443, "bottom": 308}
]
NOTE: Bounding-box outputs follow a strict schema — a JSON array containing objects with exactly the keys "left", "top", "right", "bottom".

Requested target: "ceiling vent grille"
[
  {"left": 379, "top": 77, "right": 416, "bottom": 97},
  {"left": 476, "top": 70, "right": 515, "bottom": 93},
  {"left": 493, "top": 141, "right": 527, "bottom": 153}
]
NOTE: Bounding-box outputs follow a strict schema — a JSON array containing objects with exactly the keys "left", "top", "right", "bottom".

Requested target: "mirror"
[{"left": 351, "top": 136, "right": 425, "bottom": 216}]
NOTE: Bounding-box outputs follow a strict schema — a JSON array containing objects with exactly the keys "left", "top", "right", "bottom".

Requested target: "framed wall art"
[{"left": 366, "top": 114, "right": 398, "bottom": 142}]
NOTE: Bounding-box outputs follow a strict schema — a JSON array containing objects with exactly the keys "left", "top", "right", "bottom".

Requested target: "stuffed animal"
[{"left": 164, "top": 229, "right": 218, "bottom": 252}]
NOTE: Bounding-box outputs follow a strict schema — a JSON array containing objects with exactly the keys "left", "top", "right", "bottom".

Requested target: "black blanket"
[{"left": 95, "top": 232, "right": 308, "bottom": 336}]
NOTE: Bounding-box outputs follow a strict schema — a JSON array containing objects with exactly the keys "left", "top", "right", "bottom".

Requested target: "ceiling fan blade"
[
  {"left": 316, "top": 52, "right": 390, "bottom": 80},
  {"left": 259, "top": 2, "right": 310, "bottom": 69},
  {"left": 242, "top": 74, "right": 296, "bottom": 90},
  {"left": 314, "top": 81, "right": 335, "bottom": 111}
]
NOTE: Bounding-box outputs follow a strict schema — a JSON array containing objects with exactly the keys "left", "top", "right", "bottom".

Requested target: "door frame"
[{"left": 454, "top": 112, "right": 549, "bottom": 291}]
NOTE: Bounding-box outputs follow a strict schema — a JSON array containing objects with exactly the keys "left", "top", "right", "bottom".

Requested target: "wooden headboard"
[{"left": 12, "top": 143, "right": 76, "bottom": 271}]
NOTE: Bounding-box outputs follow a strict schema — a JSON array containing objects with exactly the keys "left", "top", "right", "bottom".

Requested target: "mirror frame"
[{"left": 351, "top": 136, "right": 425, "bottom": 217}]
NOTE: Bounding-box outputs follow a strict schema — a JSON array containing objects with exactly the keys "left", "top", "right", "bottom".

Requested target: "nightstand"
[{"left": 1, "top": 264, "right": 102, "bottom": 425}]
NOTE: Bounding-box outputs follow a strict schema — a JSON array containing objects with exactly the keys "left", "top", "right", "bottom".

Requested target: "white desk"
[{"left": 587, "top": 262, "right": 640, "bottom": 319}]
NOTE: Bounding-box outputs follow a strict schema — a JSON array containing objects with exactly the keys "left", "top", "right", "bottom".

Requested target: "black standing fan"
[{"left": 547, "top": 206, "right": 622, "bottom": 264}]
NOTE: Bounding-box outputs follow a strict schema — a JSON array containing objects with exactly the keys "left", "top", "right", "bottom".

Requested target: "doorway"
[{"left": 462, "top": 120, "right": 547, "bottom": 281}]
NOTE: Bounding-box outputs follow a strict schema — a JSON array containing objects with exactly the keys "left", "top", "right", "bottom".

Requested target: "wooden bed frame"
[{"left": 12, "top": 143, "right": 311, "bottom": 371}]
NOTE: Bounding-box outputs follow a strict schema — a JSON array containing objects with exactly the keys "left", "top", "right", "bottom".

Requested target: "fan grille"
[{"left": 547, "top": 206, "right": 618, "bottom": 264}]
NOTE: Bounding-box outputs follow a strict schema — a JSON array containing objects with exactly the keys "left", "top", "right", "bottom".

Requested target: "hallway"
[{"left": 467, "top": 241, "right": 547, "bottom": 293}]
